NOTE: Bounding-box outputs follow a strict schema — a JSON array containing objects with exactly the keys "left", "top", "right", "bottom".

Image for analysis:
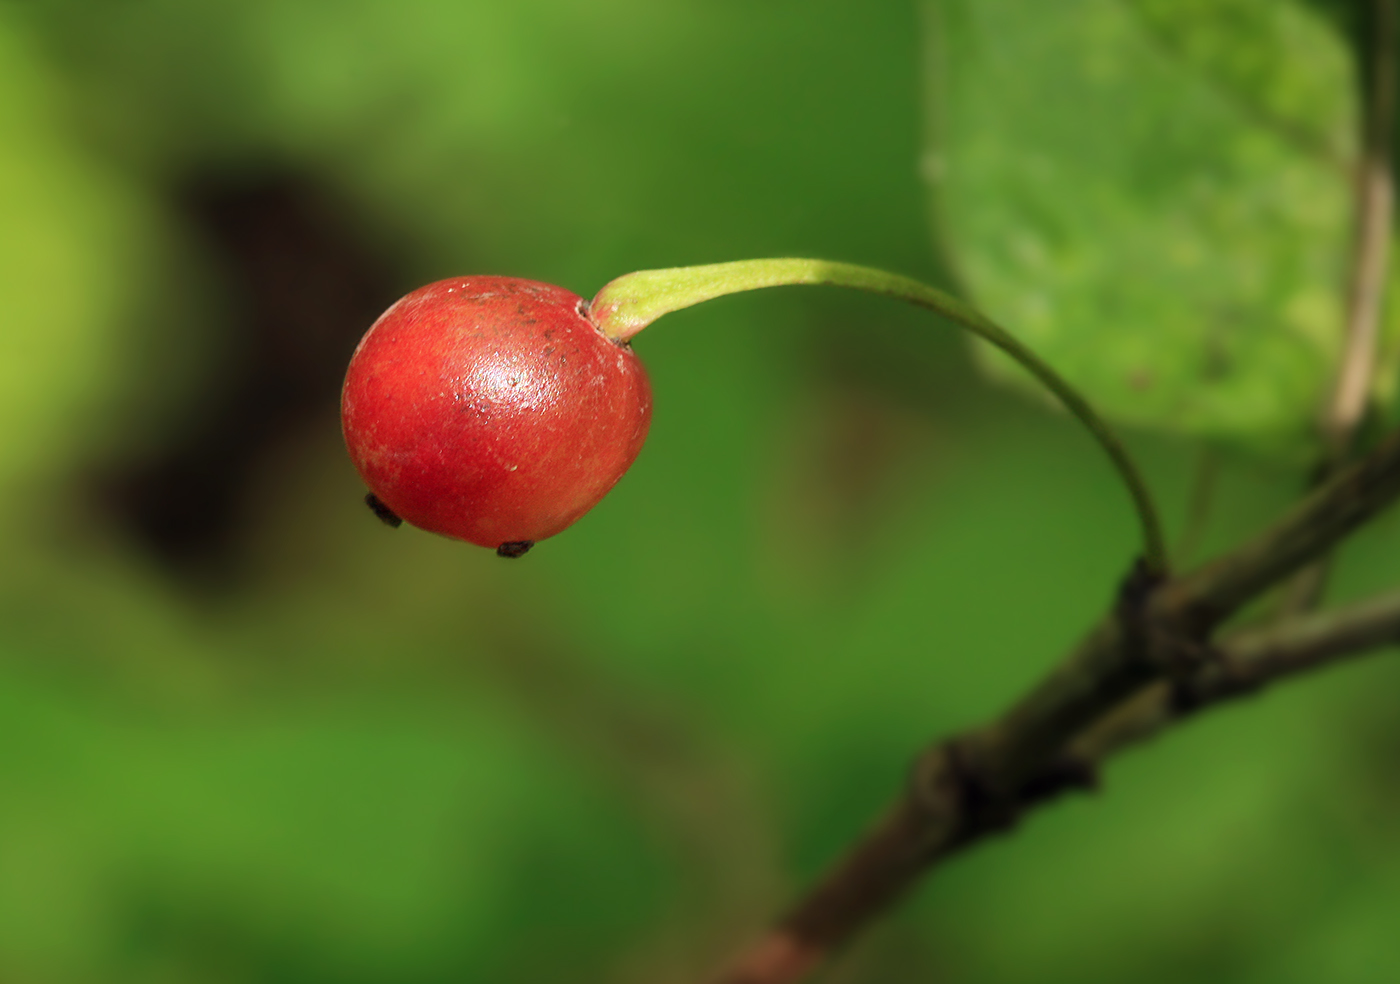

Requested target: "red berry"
[{"left": 341, "top": 276, "right": 652, "bottom": 554}]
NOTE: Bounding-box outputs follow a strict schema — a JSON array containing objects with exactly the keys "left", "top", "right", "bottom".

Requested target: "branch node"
[
  {"left": 1019, "top": 755, "right": 1101, "bottom": 805},
  {"left": 941, "top": 740, "right": 1022, "bottom": 835},
  {"left": 1116, "top": 555, "right": 1165, "bottom": 616},
  {"left": 1116, "top": 555, "right": 1172, "bottom": 665},
  {"left": 907, "top": 744, "right": 964, "bottom": 825}
]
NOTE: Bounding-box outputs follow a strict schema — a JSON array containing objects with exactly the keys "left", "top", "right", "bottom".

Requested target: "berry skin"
[{"left": 341, "top": 276, "right": 652, "bottom": 554}]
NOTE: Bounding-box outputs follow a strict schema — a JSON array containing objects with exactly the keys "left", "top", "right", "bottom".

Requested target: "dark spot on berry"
[
  {"left": 496, "top": 540, "right": 534, "bottom": 558},
  {"left": 365, "top": 492, "right": 402, "bottom": 528}
]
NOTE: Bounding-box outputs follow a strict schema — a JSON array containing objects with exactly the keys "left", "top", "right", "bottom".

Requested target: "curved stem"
[{"left": 591, "top": 258, "right": 1169, "bottom": 574}]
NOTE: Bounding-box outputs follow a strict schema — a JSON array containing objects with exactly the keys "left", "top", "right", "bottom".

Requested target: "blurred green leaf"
[{"left": 923, "top": 0, "right": 1393, "bottom": 457}]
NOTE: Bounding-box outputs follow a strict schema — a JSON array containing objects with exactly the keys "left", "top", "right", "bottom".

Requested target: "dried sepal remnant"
[{"left": 364, "top": 492, "right": 402, "bottom": 528}]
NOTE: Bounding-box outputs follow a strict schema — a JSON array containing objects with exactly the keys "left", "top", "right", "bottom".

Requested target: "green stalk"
[{"left": 591, "top": 258, "right": 1169, "bottom": 575}]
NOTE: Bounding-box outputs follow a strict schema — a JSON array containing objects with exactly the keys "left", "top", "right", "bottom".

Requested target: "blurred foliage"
[
  {"left": 926, "top": 0, "right": 1400, "bottom": 458},
  {"left": 0, "top": 1, "right": 1398, "bottom": 983}
]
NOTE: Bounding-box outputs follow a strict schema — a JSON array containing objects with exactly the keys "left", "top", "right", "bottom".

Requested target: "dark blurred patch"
[
  {"left": 759, "top": 379, "right": 945, "bottom": 595},
  {"left": 96, "top": 169, "right": 403, "bottom": 580},
  {"left": 755, "top": 321, "right": 962, "bottom": 592}
]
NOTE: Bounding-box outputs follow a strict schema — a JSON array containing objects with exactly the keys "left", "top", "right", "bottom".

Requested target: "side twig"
[
  {"left": 1069, "top": 585, "right": 1400, "bottom": 763},
  {"left": 1324, "top": 0, "right": 1397, "bottom": 460},
  {"left": 1285, "top": 0, "right": 1399, "bottom": 613}
]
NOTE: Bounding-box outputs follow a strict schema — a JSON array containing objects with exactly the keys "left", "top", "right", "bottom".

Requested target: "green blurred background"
[{"left": 2, "top": 0, "right": 1399, "bottom": 981}]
